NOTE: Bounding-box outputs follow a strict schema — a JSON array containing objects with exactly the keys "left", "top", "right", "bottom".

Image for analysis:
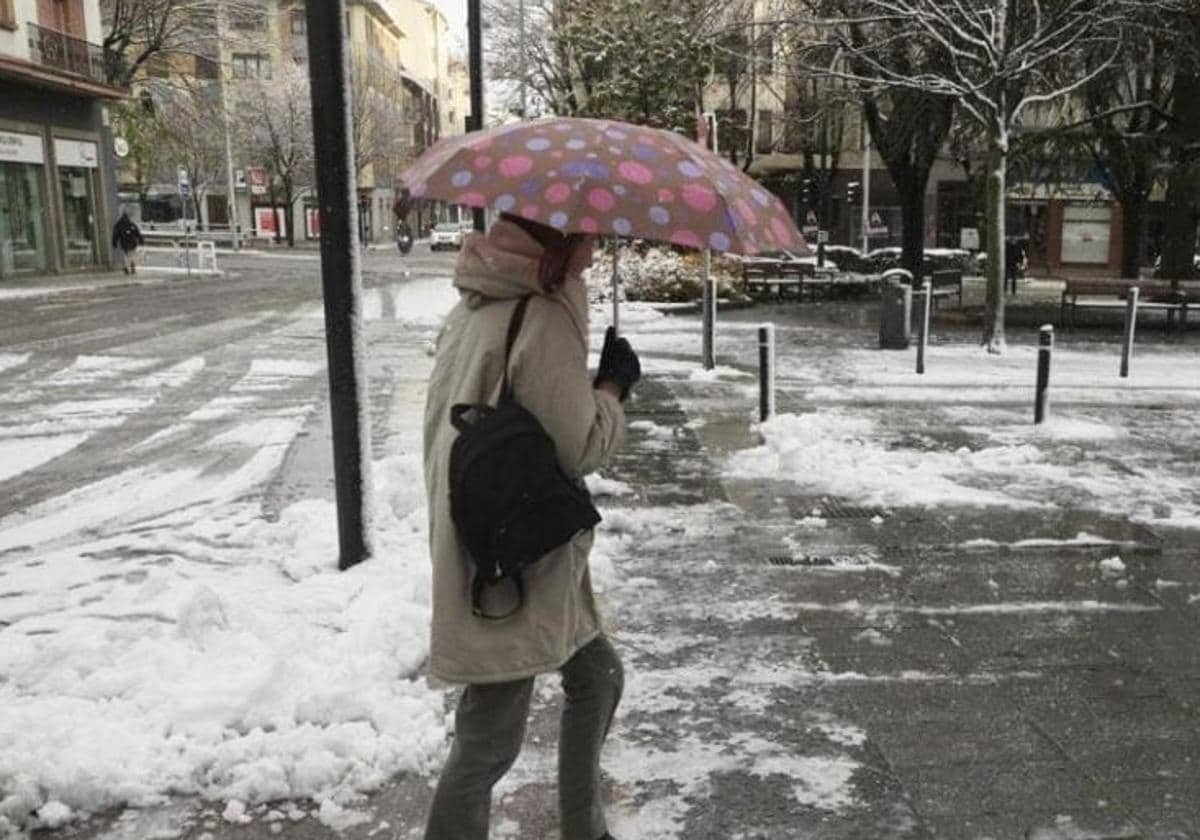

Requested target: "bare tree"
[
  {"left": 796, "top": 0, "right": 1145, "bottom": 353},
  {"left": 153, "top": 82, "right": 226, "bottom": 223},
  {"left": 237, "top": 61, "right": 313, "bottom": 247},
  {"left": 100, "top": 0, "right": 265, "bottom": 87}
]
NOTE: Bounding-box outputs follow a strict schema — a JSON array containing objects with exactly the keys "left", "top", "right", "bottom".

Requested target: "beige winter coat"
[{"left": 423, "top": 219, "right": 626, "bottom": 684}]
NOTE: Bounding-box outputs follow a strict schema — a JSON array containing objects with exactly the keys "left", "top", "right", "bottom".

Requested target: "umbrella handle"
[{"left": 610, "top": 240, "right": 620, "bottom": 337}]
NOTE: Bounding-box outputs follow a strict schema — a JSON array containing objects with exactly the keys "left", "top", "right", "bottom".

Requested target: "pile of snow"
[
  {"left": 583, "top": 245, "right": 741, "bottom": 303},
  {"left": 0, "top": 453, "right": 446, "bottom": 832}
]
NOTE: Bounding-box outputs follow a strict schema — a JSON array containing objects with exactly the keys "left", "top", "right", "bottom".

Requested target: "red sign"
[{"left": 247, "top": 167, "right": 268, "bottom": 195}]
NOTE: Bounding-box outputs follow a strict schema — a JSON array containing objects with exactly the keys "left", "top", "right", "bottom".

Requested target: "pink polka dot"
[
  {"left": 545, "top": 182, "right": 571, "bottom": 204},
  {"left": 735, "top": 199, "right": 757, "bottom": 225},
  {"left": 588, "top": 188, "right": 615, "bottom": 212},
  {"left": 618, "top": 161, "right": 654, "bottom": 185},
  {"left": 499, "top": 155, "right": 533, "bottom": 178},
  {"left": 657, "top": 188, "right": 675, "bottom": 203},
  {"left": 457, "top": 191, "right": 486, "bottom": 206},
  {"left": 580, "top": 217, "right": 600, "bottom": 233},
  {"left": 670, "top": 230, "right": 702, "bottom": 249},
  {"left": 473, "top": 155, "right": 493, "bottom": 170},
  {"left": 771, "top": 216, "right": 795, "bottom": 245},
  {"left": 520, "top": 205, "right": 540, "bottom": 219},
  {"left": 681, "top": 183, "right": 718, "bottom": 213}
]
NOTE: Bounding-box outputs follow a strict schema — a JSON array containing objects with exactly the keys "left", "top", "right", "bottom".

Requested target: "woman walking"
[{"left": 422, "top": 213, "right": 640, "bottom": 840}]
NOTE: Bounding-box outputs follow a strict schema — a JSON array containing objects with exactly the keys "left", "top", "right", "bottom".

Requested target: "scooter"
[{"left": 397, "top": 229, "right": 413, "bottom": 255}]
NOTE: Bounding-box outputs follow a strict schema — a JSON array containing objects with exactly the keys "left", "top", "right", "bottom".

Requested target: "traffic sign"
[
  {"left": 817, "top": 230, "right": 829, "bottom": 244},
  {"left": 868, "top": 210, "right": 888, "bottom": 236}
]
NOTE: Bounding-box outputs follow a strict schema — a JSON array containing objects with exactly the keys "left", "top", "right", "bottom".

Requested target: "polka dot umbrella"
[{"left": 400, "top": 117, "right": 808, "bottom": 257}]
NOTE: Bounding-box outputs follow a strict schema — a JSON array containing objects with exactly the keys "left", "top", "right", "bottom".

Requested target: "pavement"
[{"left": 12, "top": 251, "right": 1200, "bottom": 839}]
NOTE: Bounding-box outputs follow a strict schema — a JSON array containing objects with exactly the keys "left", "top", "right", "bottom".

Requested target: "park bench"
[
  {"left": 1060, "top": 278, "right": 1195, "bottom": 331},
  {"left": 925, "top": 268, "right": 964, "bottom": 308},
  {"left": 743, "top": 260, "right": 816, "bottom": 300}
]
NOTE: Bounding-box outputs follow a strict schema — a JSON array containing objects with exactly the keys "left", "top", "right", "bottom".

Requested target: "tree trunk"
[
  {"left": 1119, "top": 195, "right": 1145, "bottom": 280},
  {"left": 1159, "top": 67, "right": 1200, "bottom": 283},
  {"left": 898, "top": 181, "right": 926, "bottom": 278},
  {"left": 284, "top": 184, "right": 296, "bottom": 248},
  {"left": 981, "top": 135, "right": 1006, "bottom": 354},
  {"left": 1159, "top": 164, "right": 1199, "bottom": 285}
]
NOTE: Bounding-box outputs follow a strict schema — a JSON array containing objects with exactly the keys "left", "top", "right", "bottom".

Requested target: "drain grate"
[
  {"left": 768, "top": 551, "right": 880, "bottom": 567},
  {"left": 816, "top": 497, "right": 889, "bottom": 520}
]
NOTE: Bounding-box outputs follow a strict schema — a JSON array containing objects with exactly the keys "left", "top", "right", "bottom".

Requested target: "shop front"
[
  {"left": 0, "top": 129, "right": 51, "bottom": 278},
  {"left": 53, "top": 137, "right": 103, "bottom": 270}
]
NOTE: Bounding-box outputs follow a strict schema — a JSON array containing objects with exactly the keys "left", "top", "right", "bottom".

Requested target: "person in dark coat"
[
  {"left": 1004, "top": 236, "right": 1027, "bottom": 294},
  {"left": 111, "top": 212, "right": 144, "bottom": 275}
]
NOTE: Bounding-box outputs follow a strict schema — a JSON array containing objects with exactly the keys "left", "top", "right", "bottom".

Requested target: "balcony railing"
[{"left": 27, "top": 23, "right": 125, "bottom": 87}]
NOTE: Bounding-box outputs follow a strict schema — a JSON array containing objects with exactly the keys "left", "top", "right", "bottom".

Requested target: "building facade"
[{"left": 0, "top": 0, "right": 125, "bottom": 279}]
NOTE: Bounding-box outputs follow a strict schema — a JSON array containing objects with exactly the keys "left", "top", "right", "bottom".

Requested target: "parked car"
[{"left": 430, "top": 222, "right": 465, "bottom": 251}]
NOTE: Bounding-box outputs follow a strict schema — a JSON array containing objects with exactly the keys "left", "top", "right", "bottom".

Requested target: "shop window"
[
  {"left": 1, "top": 160, "right": 50, "bottom": 277},
  {"left": 1061, "top": 204, "right": 1111, "bottom": 264},
  {"left": 57, "top": 166, "right": 98, "bottom": 269}
]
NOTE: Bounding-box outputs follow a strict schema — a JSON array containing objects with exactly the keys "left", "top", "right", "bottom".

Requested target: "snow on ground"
[{"left": 0, "top": 285, "right": 461, "bottom": 834}]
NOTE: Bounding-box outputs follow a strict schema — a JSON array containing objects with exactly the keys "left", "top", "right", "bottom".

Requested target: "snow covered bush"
[{"left": 584, "top": 243, "right": 744, "bottom": 303}]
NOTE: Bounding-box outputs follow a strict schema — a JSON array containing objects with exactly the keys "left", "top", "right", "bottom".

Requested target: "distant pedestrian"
[
  {"left": 422, "top": 213, "right": 640, "bottom": 840},
  {"left": 1004, "top": 236, "right": 1027, "bottom": 294},
  {"left": 111, "top": 212, "right": 144, "bottom": 275}
]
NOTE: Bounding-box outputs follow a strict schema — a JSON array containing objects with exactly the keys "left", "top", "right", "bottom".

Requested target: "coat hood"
[
  {"left": 452, "top": 217, "right": 592, "bottom": 341},
  {"left": 453, "top": 218, "right": 545, "bottom": 306}
]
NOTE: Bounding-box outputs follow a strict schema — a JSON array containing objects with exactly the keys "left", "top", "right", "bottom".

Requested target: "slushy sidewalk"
[{"left": 21, "top": 292, "right": 1200, "bottom": 839}]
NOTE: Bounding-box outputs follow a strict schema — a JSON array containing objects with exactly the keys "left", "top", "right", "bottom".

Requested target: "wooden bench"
[
  {"left": 743, "top": 261, "right": 816, "bottom": 300},
  {"left": 926, "top": 269, "right": 964, "bottom": 308},
  {"left": 1060, "top": 279, "right": 1194, "bottom": 331}
]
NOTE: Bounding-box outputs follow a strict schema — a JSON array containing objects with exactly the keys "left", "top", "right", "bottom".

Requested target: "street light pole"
[
  {"left": 305, "top": 0, "right": 372, "bottom": 571},
  {"left": 468, "top": 0, "right": 486, "bottom": 232},
  {"left": 215, "top": 8, "right": 240, "bottom": 251},
  {"left": 518, "top": 0, "right": 527, "bottom": 118}
]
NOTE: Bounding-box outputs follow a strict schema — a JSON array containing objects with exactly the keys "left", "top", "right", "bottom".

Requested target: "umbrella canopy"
[{"left": 401, "top": 117, "right": 807, "bottom": 256}]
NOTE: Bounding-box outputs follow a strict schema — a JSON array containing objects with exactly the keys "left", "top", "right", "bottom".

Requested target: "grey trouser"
[
  {"left": 424, "top": 635, "right": 624, "bottom": 840},
  {"left": 121, "top": 248, "right": 137, "bottom": 272}
]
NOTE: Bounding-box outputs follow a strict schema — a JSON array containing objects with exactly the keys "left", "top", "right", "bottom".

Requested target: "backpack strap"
[{"left": 500, "top": 295, "right": 533, "bottom": 401}]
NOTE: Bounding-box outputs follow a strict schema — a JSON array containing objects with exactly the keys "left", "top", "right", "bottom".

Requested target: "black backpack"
[{"left": 449, "top": 295, "right": 602, "bottom": 620}]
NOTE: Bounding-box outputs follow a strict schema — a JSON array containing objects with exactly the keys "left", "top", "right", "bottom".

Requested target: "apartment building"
[{"left": 0, "top": 0, "right": 126, "bottom": 278}]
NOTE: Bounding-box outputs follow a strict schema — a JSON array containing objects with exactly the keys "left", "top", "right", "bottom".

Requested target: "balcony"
[{"left": 27, "top": 23, "right": 125, "bottom": 87}]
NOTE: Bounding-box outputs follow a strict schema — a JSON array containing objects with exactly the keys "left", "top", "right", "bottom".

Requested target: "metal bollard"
[
  {"left": 1034, "top": 324, "right": 1053, "bottom": 424},
  {"left": 758, "top": 323, "right": 775, "bottom": 422},
  {"left": 817, "top": 241, "right": 826, "bottom": 269},
  {"left": 1120, "top": 285, "right": 1139, "bottom": 378},
  {"left": 702, "top": 249, "right": 715, "bottom": 370},
  {"left": 917, "top": 278, "right": 932, "bottom": 374}
]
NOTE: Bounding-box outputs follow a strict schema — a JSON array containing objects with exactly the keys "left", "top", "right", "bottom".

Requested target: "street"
[{"left": 2, "top": 250, "right": 1198, "bottom": 839}]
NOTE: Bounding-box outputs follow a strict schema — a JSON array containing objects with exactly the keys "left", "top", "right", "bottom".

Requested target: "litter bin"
[{"left": 879, "top": 269, "right": 913, "bottom": 349}]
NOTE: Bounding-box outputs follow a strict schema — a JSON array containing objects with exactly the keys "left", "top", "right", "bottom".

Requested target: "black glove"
[{"left": 594, "top": 326, "right": 641, "bottom": 401}]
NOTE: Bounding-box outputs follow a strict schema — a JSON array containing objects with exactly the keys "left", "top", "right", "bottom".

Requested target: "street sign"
[
  {"left": 247, "top": 166, "right": 268, "bottom": 196},
  {"left": 177, "top": 167, "right": 189, "bottom": 187},
  {"left": 802, "top": 210, "right": 820, "bottom": 236},
  {"left": 817, "top": 230, "right": 829, "bottom": 244},
  {"left": 960, "top": 227, "right": 980, "bottom": 250},
  {"left": 868, "top": 210, "right": 889, "bottom": 236},
  {"left": 113, "top": 137, "right": 129, "bottom": 158},
  {"left": 179, "top": 183, "right": 192, "bottom": 199}
]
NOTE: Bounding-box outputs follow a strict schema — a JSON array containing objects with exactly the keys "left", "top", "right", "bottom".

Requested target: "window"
[
  {"left": 232, "top": 53, "right": 272, "bottom": 80},
  {"left": 1061, "top": 204, "right": 1111, "bottom": 264},
  {"left": 755, "top": 110, "right": 774, "bottom": 155},
  {"left": 230, "top": 2, "right": 267, "bottom": 30},
  {"left": 290, "top": 10, "right": 305, "bottom": 35},
  {"left": 0, "top": 0, "right": 16, "bottom": 31},
  {"left": 756, "top": 33, "right": 775, "bottom": 76}
]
